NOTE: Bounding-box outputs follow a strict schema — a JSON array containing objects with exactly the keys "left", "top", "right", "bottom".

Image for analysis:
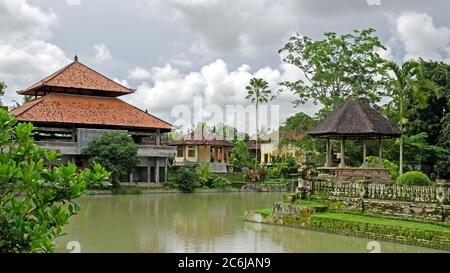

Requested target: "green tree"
[
  {"left": 279, "top": 112, "right": 315, "bottom": 133},
  {"left": 229, "top": 140, "right": 252, "bottom": 169},
  {"left": 245, "top": 78, "right": 273, "bottom": 169},
  {"left": 0, "top": 109, "right": 110, "bottom": 252},
  {"left": 405, "top": 60, "right": 450, "bottom": 147},
  {"left": 279, "top": 28, "right": 387, "bottom": 117},
  {"left": 384, "top": 60, "right": 440, "bottom": 174},
  {"left": 83, "top": 132, "right": 139, "bottom": 185}
]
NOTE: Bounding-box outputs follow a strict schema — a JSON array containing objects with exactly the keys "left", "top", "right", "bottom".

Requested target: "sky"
[{"left": 1, "top": 0, "right": 450, "bottom": 133}]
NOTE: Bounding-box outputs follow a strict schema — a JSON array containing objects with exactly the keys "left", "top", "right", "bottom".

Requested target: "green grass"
[
  {"left": 313, "top": 212, "right": 450, "bottom": 233},
  {"left": 253, "top": 208, "right": 273, "bottom": 217},
  {"left": 293, "top": 199, "right": 328, "bottom": 208}
]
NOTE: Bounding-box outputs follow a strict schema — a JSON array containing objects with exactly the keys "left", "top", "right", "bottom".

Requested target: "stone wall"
[
  {"left": 240, "top": 183, "right": 287, "bottom": 192},
  {"left": 315, "top": 195, "right": 450, "bottom": 224},
  {"left": 313, "top": 179, "right": 450, "bottom": 204}
]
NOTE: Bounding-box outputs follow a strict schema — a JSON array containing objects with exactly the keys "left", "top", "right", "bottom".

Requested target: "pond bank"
[
  {"left": 244, "top": 200, "right": 450, "bottom": 251},
  {"left": 87, "top": 182, "right": 287, "bottom": 195}
]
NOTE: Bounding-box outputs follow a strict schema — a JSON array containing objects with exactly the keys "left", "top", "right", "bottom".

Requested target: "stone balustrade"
[{"left": 312, "top": 179, "right": 449, "bottom": 205}]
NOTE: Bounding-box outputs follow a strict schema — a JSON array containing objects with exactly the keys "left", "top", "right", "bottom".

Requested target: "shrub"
[
  {"left": 397, "top": 171, "right": 431, "bottom": 186},
  {"left": 244, "top": 168, "right": 267, "bottom": 182},
  {"left": 210, "top": 176, "right": 232, "bottom": 189},
  {"left": 170, "top": 166, "right": 201, "bottom": 192},
  {"left": 196, "top": 162, "right": 213, "bottom": 187},
  {"left": 0, "top": 110, "right": 110, "bottom": 252},
  {"left": 365, "top": 156, "right": 399, "bottom": 180}
]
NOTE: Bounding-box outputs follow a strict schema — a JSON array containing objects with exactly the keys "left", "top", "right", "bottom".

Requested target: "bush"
[
  {"left": 397, "top": 171, "right": 431, "bottom": 186},
  {"left": 170, "top": 166, "right": 201, "bottom": 192},
  {"left": 244, "top": 167, "right": 267, "bottom": 182},
  {"left": 0, "top": 110, "right": 110, "bottom": 252},
  {"left": 365, "top": 156, "right": 399, "bottom": 180},
  {"left": 210, "top": 176, "right": 232, "bottom": 189}
]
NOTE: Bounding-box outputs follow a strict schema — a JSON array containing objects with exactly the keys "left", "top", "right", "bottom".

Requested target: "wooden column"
[
  {"left": 224, "top": 147, "right": 228, "bottom": 162},
  {"left": 325, "top": 138, "right": 332, "bottom": 167},
  {"left": 183, "top": 145, "right": 187, "bottom": 161},
  {"left": 213, "top": 146, "right": 217, "bottom": 162},
  {"left": 221, "top": 146, "right": 224, "bottom": 162},
  {"left": 362, "top": 138, "right": 367, "bottom": 166},
  {"left": 378, "top": 137, "right": 383, "bottom": 167},
  {"left": 340, "top": 138, "right": 346, "bottom": 167}
]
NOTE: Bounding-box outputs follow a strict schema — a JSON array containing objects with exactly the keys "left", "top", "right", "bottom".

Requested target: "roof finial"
[{"left": 74, "top": 54, "right": 78, "bottom": 62}]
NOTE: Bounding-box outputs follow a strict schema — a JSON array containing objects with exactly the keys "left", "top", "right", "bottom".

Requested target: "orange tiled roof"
[
  {"left": 17, "top": 58, "right": 134, "bottom": 97},
  {"left": 10, "top": 93, "right": 173, "bottom": 130}
]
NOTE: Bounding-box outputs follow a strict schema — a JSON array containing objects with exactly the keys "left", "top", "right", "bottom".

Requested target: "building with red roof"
[{"left": 10, "top": 56, "right": 176, "bottom": 183}]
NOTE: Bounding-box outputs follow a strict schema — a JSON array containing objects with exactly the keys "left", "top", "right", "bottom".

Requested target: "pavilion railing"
[{"left": 312, "top": 179, "right": 449, "bottom": 205}]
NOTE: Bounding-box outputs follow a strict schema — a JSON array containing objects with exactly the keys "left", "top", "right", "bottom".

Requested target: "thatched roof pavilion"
[
  {"left": 307, "top": 100, "right": 401, "bottom": 180},
  {"left": 308, "top": 100, "right": 400, "bottom": 139}
]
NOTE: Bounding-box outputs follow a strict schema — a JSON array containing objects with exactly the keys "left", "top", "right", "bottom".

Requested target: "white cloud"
[
  {"left": 93, "top": 44, "right": 112, "bottom": 64},
  {"left": 169, "top": 59, "right": 192, "bottom": 68},
  {"left": 122, "top": 59, "right": 318, "bottom": 134},
  {"left": 159, "top": 0, "right": 297, "bottom": 56},
  {"left": 113, "top": 78, "right": 129, "bottom": 88},
  {"left": 127, "top": 67, "right": 151, "bottom": 81},
  {"left": 0, "top": 0, "right": 69, "bottom": 105},
  {"left": 394, "top": 12, "right": 450, "bottom": 61},
  {"left": 66, "top": 0, "right": 81, "bottom": 6}
]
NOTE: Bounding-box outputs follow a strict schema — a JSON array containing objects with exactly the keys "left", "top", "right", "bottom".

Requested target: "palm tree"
[
  {"left": 384, "top": 60, "right": 440, "bottom": 174},
  {"left": 245, "top": 78, "right": 273, "bottom": 170}
]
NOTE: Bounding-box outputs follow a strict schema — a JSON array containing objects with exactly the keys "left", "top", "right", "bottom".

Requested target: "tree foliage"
[
  {"left": 229, "top": 140, "right": 253, "bottom": 169},
  {"left": 0, "top": 109, "right": 110, "bottom": 252},
  {"left": 83, "top": 132, "right": 139, "bottom": 185},
  {"left": 279, "top": 28, "right": 387, "bottom": 117}
]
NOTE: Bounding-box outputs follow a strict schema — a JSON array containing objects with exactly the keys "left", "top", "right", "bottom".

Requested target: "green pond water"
[{"left": 55, "top": 192, "right": 441, "bottom": 253}]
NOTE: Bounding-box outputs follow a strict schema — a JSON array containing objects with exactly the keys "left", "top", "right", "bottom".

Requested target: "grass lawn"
[
  {"left": 313, "top": 212, "right": 450, "bottom": 233},
  {"left": 293, "top": 199, "right": 328, "bottom": 208},
  {"left": 253, "top": 208, "right": 273, "bottom": 217}
]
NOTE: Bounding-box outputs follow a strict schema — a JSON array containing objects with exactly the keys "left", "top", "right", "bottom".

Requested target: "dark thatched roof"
[{"left": 307, "top": 100, "right": 401, "bottom": 139}]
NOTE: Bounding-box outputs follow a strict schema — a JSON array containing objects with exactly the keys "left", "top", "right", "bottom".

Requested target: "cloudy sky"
[{"left": 1, "top": 0, "right": 450, "bottom": 133}]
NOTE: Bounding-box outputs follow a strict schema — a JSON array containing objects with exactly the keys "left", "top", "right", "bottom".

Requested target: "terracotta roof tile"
[
  {"left": 17, "top": 60, "right": 134, "bottom": 96},
  {"left": 10, "top": 93, "right": 173, "bottom": 130}
]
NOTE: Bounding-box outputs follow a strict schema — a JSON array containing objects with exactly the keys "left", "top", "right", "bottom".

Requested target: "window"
[
  {"left": 188, "top": 146, "right": 196, "bottom": 157},
  {"left": 177, "top": 146, "right": 184, "bottom": 157}
]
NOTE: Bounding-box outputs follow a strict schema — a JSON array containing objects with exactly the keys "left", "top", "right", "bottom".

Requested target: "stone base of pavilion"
[{"left": 317, "top": 166, "right": 390, "bottom": 181}]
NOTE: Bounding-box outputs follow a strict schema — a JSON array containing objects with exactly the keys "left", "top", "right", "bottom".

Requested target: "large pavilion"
[
  {"left": 10, "top": 56, "right": 176, "bottom": 183},
  {"left": 307, "top": 99, "right": 401, "bottom": 181}
]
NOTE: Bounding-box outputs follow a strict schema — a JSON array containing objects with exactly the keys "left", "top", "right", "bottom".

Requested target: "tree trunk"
[
  {"left": 399, "top": 97, "right": 404, "bottom": 174},
  {"left": 255, "top": 101, "right": 259, "bottom": 170}
]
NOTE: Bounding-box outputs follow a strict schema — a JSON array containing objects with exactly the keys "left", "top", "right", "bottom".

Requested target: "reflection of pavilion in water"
[{"left": 307, "top": 100, "right": 401, "bottom": 181}]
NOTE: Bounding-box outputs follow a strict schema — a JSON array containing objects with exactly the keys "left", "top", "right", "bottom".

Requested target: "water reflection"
[{"left": 55, "top": 193, "right": 441, "bottom": 253}]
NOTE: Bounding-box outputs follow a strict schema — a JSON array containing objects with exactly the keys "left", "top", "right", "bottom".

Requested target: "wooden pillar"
[
  {"left": 340, "top": 138, "right": 346, "bottom": 167},
  {"left": 213, "top": 146, "right": 217, "bottom": 162},
  {"left": 221, "top": 146, "right": 224, "bottom": 162},
  {"left": 183, "top": 145, "right": 187, "bottom": 161},
  {"left": 197, "top": 146, "right": 200, "bottom": 163},
  {"left": 224, "top": 146, "right": 228, "bottom": 162},
  {"left": 362, "top": 138, "right": 367, "bottom": 166},
  {"left": 325, "top": 138, "right": 332, "bottom": 167},
  {"left": 378, "top": 137, "right": 383, "bottom": 167},
  {"left": 155, "top": 159, "right": 160, "bottom": 183}
]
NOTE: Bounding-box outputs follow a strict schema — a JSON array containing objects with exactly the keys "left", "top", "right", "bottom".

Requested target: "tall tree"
[
  {"left": 245, "top": 78, "right": 273, "bottom": 169},
  {"left": 384, "top": 60, "right": 440, "bottom": 174},
  {"left": 83, "top": 132, "right": 139, "bottom": 185},
  {"left": 279, "top": 28, "right": 387, "bottom": 117}
]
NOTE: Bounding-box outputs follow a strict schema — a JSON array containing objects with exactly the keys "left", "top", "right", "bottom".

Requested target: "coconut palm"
[
  {"left": 245, "top": 78, "right": 273, "bottom": 170},
  {"left": 384, "top": 60, "right": 440, "bottom": 174}
]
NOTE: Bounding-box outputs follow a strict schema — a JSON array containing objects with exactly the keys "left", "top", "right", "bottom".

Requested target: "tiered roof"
[
  {"left": 17, "top": 56, "right": 134, "bottom": 97},
  {"left": 11, "top": 57, "right": 172, "bottom": 131}
]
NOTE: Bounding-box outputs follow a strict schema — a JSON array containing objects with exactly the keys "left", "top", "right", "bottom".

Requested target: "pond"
[{"left": 55, "top": 192, "right": 440, "bottom": 253}]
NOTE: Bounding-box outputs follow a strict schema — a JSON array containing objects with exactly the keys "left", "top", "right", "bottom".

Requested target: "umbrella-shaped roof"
[{"left": 307, "top": 100, "right": 401, "bottom": 139}]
